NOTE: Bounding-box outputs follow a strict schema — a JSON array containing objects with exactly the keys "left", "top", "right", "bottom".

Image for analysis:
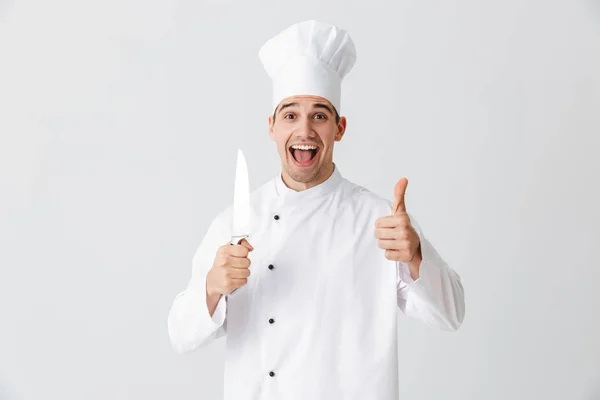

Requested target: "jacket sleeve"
[
  {"left": 167, "top": 213, "right": 230, "bottom": 354},
  {"left": 396, "top": 213, "right": 465, "bottom": 331}
]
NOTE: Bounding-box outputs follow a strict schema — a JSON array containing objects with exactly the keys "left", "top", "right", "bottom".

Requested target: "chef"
[{"left": 168, "top": 19, "right": 465, "bottom": 400}]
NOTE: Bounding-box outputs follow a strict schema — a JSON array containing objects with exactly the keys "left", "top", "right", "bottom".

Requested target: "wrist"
[
  {"left": 407, "top": 243, "right": 422, "bottom": 279},
  {"left": 206, "top": 280, "right": 218, "bottom": 298}
]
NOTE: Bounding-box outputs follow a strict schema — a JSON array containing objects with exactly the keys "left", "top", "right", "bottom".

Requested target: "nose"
[{"left": 294, "top": 116, "right": 316, "bottom": 138}]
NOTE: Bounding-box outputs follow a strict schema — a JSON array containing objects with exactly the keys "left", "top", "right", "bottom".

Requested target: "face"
[{"left": 268, "top": 95, "right": 346, "bottom": 189}]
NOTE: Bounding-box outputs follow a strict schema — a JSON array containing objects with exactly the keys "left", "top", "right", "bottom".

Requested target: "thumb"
[
  {"left": 393, "top": 178, "right": 408, "bottom": 215},
  {"left": 239, "top": 238, "right": 254, "bottom": 251},
  {"left": 227, "top": 238, "right": 254, "bottom": 251}
]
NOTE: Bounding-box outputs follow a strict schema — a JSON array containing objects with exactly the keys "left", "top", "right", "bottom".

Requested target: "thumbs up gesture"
[{"left": 375, "top": 178, "right": 422, "bottom": 265}]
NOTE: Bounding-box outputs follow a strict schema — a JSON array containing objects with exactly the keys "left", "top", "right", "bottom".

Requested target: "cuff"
[
  {"left": 398, "top": 261, "right": 417, "bottom": 285},
  {"left": 398, "top": 230, "right": 437, "bottom": 288},
  {"left": 210, "top": 292, "right": 227, "bottom": 327},
  {"left": 402, "top": 232, "right": 442, "bottom": 297},
  {"left": 190, "top": 270, "right": 227, "bottom": 329}
]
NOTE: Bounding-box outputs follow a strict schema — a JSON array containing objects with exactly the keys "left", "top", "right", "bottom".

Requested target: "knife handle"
[
  {"left": 230, "top": 235, "right": 249, "bottom": 245},
  {"left": 228, "top": 235, "right": 250, "bottom": 296}
]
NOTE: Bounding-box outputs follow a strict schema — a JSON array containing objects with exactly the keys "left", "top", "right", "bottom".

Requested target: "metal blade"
[{"left": 232, "top": 148, "right": 250, "bottom": 237}]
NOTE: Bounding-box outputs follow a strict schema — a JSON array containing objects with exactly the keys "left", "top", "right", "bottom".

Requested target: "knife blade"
[
  {"left": 231, "top": 148, "right": 251, "bottom": 245},
  {"left": 228, "top": 149, "right": 251, "bottom": 296}
]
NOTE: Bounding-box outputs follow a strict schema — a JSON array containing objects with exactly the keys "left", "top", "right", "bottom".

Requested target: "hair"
[{"left": 272, "top": 104, "right": 341, "bottom": 125}]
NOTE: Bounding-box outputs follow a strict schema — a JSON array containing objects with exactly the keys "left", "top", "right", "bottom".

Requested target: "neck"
[{"left": 281, "top": 162, "right": 335, "bottom": 192}]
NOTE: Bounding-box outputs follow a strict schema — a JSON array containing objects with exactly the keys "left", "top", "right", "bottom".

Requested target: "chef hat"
[{"left": 258, "top": 20, "right": 357, "bottom": 113}]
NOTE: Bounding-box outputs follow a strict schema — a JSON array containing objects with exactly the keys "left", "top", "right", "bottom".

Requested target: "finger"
[
  {"left": 378, "top": 238, "right": 413, "bottom": 251},
  {"left": 377, "top": 238, "right": 400, "bottom": 250},
  {"left": 385, "top": 249, "right": 403, "bottom": 262},
  {"left": 225, "top": 267, "right": 251, "bottom": 279},
  {"left": 229, "top": 256, "right": 251, "bottom": 269},
  {"left": 225, "top": 278, "right": 248, "bottom": 293},
  {"left": 374, "top": 227, "right": 400, "bottom": 240},
  {"left": 393, "top": 178, "right": 408, "bottom": 215},
  {"left": 375, "top": 215, "right": 406, "bottom": 229},
  {"left": 227, "top": 244, "right": 250, "bottom": 258},
  {"left": 389, "top": 248, "right": 414, "bottom": 261},
  {"left": 231, "top": 278, "right": 248, "bottom": 288}
]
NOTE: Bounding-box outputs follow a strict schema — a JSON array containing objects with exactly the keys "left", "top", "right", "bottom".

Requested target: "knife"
[{"left": 229, "top": 148, "right": 251, "bottom": 294}]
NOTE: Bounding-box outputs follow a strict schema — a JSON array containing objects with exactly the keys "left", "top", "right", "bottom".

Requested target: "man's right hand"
[{"left": 206, "top": 239, "right": 254, "bottom": 296}]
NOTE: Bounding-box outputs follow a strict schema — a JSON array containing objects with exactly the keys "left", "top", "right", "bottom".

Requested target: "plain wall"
[{"left": 1, "top": 0, "right": 599, "bottom": 399}]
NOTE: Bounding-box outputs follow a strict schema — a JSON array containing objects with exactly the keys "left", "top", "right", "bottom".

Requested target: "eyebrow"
[{"left": 277, "top": 102, "right": 334, "bottom": 115}]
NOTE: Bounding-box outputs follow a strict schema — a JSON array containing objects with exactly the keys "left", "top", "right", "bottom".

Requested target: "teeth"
[{"left": 291, "top": 145, "right": 318, "bottom": 150}]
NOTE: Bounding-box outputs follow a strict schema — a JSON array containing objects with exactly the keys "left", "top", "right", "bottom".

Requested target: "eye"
[
  {"left": 283, "top": 113, "right": 295, "bottom": 120},
  {"left": 313, "top": 113, "right": 327, "bottom": 120}
]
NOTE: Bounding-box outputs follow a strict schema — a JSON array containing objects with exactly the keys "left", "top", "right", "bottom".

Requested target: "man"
[{"left": 168, "top": 20, "right": 465, "bottom": 400}]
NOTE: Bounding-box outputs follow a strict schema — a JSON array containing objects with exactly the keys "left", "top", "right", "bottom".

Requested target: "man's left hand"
[{"left": 374, "top": 178, "right": 422, "bottom": 278}]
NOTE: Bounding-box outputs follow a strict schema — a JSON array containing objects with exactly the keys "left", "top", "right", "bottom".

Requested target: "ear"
[
  {"left": 334, "top": 116, "right": 347, "bottom": 142},
  {"left": 268, "top": 115, "right": 275, "bottom": 141}
]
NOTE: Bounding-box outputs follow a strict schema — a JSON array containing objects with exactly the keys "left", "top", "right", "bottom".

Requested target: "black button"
[
  {"left": 268, "top": 264, "right": 274, "bottom": 270},
  {"left": 269, "top": 318, "right": 275, "bottom": 324},
  {"left": 274, "top": 215, "right": 280, "bottom": 220},
  {"left": 269, "top": 371, "right": 275, "bottom": 377}
]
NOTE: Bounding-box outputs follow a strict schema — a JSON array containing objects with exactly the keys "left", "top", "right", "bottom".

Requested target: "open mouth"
[{"left": 289, "top": 144, "right": 319, "bottom": 167}]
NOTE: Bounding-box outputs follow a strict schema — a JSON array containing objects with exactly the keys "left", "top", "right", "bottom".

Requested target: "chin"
[{"left": 286, "top": 160, "right": 323, "bottom": 183}]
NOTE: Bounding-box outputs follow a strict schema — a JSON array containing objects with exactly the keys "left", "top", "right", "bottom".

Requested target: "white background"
[{"left": 1, "top": 0, "right": 599, "bottom": 399}]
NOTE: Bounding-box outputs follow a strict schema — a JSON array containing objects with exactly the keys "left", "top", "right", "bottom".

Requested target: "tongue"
[{"left": 294, "top": 149, "right": 313, "bottom": 164}]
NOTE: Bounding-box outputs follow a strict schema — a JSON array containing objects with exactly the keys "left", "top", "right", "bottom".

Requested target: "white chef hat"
[{"left": 258, "top": 20, "right": 357, "bottom": 114}]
